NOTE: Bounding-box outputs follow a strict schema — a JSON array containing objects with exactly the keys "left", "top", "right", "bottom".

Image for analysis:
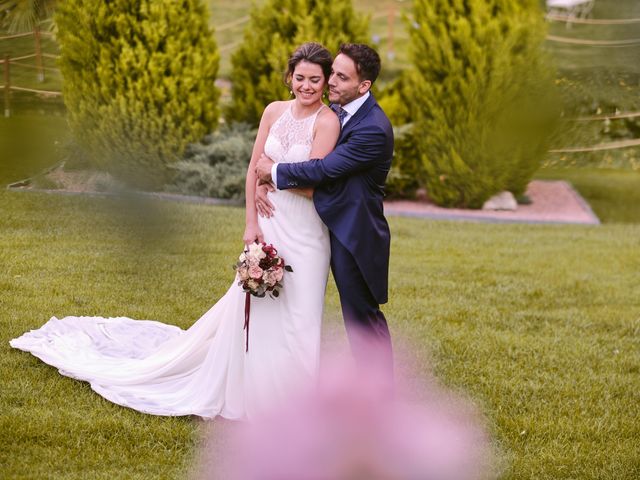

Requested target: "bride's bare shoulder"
[
  {"left": 262, "top": 100, "right": 291, "bottom": 121},
  {"left": 315, "top": 106, "right": 340, "bottom": 134}
]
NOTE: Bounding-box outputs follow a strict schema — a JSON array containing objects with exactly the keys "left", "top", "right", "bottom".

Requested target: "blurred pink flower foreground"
[{"left": 200, "top": 342, "right": 494, "bottom": 480}]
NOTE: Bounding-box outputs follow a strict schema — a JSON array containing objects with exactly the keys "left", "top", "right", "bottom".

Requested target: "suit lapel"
[{"left": 338, "top": 94, "right": 377, "bottom": 142}]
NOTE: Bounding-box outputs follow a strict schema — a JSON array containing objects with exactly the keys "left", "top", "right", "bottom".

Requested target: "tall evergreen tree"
[
  {"left": 55, "top": 0, "right": 220, "bottom": 188},
  {"left": 227, "top": 0, "right": 368, "bottom": 126},
  {"left": 404, "top": 0, "right": 557, "bottom": 208}
]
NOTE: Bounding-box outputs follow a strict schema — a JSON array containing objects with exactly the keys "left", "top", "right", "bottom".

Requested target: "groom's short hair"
[{"left": 338, "top": 43, "right": 381, "bottom": 84}]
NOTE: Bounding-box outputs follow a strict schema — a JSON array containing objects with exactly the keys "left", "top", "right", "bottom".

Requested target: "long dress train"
[{"left": 10, "top": 102, "right": 330, "bottom": 420}]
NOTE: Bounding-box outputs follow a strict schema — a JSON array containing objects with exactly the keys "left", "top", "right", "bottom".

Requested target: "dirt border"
[{"left": 7, "top": 179, "right": 600, "bottom": 225}]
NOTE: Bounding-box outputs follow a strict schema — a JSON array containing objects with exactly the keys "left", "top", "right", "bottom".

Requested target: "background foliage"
[
  {"left": 2, "top": 0, "right": 638, "bottom": 191},
  {"left": 54, "top": 0, "right": 220, "bottom": 188},
  {"left": 166, "top": 123, "right": 256, "bottom": 200},
  {"left": 388, "top": 0, "right": 558, "bottom": 208},
  {"left": 226, "top": 0, "right": 368, "bottom": 126}
]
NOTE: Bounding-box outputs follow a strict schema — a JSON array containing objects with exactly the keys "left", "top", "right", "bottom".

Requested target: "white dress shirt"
[{"left": 271, "top": 92, "right": 371, "bottom": 188}]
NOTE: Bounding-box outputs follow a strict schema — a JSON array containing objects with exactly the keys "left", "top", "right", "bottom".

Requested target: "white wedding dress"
[{"left": 10, "top": 103, "right": 331, "bottom": 420}]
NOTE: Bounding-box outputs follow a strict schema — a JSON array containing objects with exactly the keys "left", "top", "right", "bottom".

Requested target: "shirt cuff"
[{"left": 271, "top": 163, "right": 279, "bottom": 189}]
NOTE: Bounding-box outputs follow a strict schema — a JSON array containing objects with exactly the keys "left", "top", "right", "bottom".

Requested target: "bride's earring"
[{"left": 289, "top": 89, "right": 294, "bottom": 98}]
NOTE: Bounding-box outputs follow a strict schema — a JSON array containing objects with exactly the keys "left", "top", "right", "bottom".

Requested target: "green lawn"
[{"left": 1, "top": 190, "right": 638, "bottom": 479}]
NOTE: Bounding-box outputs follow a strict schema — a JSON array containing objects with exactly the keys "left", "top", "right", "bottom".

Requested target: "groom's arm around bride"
[{"left": 257, "top": 43, "right": 395, "bottom": 379}]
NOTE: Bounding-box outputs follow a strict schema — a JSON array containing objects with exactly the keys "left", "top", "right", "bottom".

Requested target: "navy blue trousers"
[{"left": 330, "top": 233, "right": 393, "bottom": 378}]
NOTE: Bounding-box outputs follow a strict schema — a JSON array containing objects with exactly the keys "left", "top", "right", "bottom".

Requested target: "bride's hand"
[
  {"left": 255, "top": 182, "right": 276, "bottom": 218},
  {"left": 243, "top": 223, "right": 264, "bottom": 245}
]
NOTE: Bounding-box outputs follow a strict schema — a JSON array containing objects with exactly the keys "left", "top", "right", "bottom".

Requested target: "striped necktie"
[{"left": 330, "top": 104, "right": 348, "bottom": 126}]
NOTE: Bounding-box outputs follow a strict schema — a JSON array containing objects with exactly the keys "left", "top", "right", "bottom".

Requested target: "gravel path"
[{"left": 384, "top": 180, "right": 600, "bottom": 225}]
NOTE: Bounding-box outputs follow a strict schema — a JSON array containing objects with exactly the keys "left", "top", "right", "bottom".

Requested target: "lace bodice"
[{"left": 264, "top": 103, "right": 325, "bottom": 164}]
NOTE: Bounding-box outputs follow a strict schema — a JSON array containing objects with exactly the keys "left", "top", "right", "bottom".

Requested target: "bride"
[{"left": 10, "top": 42, "right": 340, "bottom": 420}]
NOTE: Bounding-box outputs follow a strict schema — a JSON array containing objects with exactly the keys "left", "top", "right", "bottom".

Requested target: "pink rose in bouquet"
[
  {"left": 235, "top": 241, "right": 292, "bottom": 299},
  {"left": 249, "top": 265, "right": 263, "bottom": 280}
]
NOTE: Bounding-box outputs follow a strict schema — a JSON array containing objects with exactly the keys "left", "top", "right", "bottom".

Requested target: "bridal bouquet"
[
  {"left": 235, "top": 241, "right": 292, "bottom": 351},
  {"left": 235, "top": 242, "right": 292, "bottom": 298}
]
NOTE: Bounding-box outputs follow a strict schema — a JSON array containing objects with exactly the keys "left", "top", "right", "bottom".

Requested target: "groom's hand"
[{"left": 255, "top": 154, "right": 274, "bottom": 183}]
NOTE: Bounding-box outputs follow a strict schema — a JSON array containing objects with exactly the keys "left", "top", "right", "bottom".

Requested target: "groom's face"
[{"left": 328, "top": 53, "right": 371, "bottom": 106}]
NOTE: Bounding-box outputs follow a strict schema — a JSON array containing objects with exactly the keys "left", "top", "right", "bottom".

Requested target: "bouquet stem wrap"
[{"left": 244, "top": 292, "right": 250, "bottom": 352}]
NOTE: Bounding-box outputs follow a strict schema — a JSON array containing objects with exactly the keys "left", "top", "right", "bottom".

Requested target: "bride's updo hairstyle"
[{"left": 285, "top": 42, "right": 333, "bottom": 85}]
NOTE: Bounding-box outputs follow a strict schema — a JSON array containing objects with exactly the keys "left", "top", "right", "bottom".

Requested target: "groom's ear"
[{"left": 358, "top": 80, "right": 372, "bottom": 95}]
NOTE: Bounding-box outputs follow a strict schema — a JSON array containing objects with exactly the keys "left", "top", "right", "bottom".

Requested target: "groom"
[{"left": 256, "top": 43, "right": 394, "bottom": 376}]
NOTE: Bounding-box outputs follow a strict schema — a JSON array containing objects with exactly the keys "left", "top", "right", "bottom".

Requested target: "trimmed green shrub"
[
  {"left": 385, "top": 125, "right": 423, "bottom": 199},
  {"left": 166, "top": 123, "right": 256, "bottom": 200},
  {"left": 400, "top": 0, "right": 558, "bottom": 208},
  {"left": 227, "top": 0, "right": 368, "bottom": 126},
  {"left": 55, "top": 0, "right": 220, "bottom": 189}
]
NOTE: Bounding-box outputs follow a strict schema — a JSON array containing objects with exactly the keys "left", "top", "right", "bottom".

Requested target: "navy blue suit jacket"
[{"left": 276, "top": 94, "right": 394, "bottom": 304}]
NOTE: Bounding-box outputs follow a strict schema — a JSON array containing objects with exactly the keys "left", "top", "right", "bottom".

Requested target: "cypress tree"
[
  {"left": 404, "top": 0, "right": 557, "bottom": 208},
  {"left": 227, "top": 0, "right": 368, "bottom": 126},
  {"left": 55, "top": 0, "right": 220, "bottom": 188}
]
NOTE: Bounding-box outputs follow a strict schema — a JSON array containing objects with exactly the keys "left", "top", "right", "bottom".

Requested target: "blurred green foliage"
[
  {"left": 383, "top": 0, "right": 558, "bottom": 208},
  {"left": 226, "top": 0, "right": 369, "bottom": 126},
  {"left": 2, "top": 0, "right": 639, "bottom": 198},
  {"left": 54, "top": 0, "right": 220, "bottom": 189},
  {"left": 166, "top": 123, "right": 256, "bottom": 200},
  {"left": 209, "top": 0, "right": 411, "bottom": 80},
  {"left": 0, "top": 0, "right": 56, "bottom": 33}
]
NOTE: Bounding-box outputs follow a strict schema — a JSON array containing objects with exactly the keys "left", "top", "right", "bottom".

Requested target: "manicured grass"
[
  {"left": 1, "top": 190, "right": 638, "bottom": 479},
  {"left": 536, "top": 168, "right": 640, "bottom": 223}
]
